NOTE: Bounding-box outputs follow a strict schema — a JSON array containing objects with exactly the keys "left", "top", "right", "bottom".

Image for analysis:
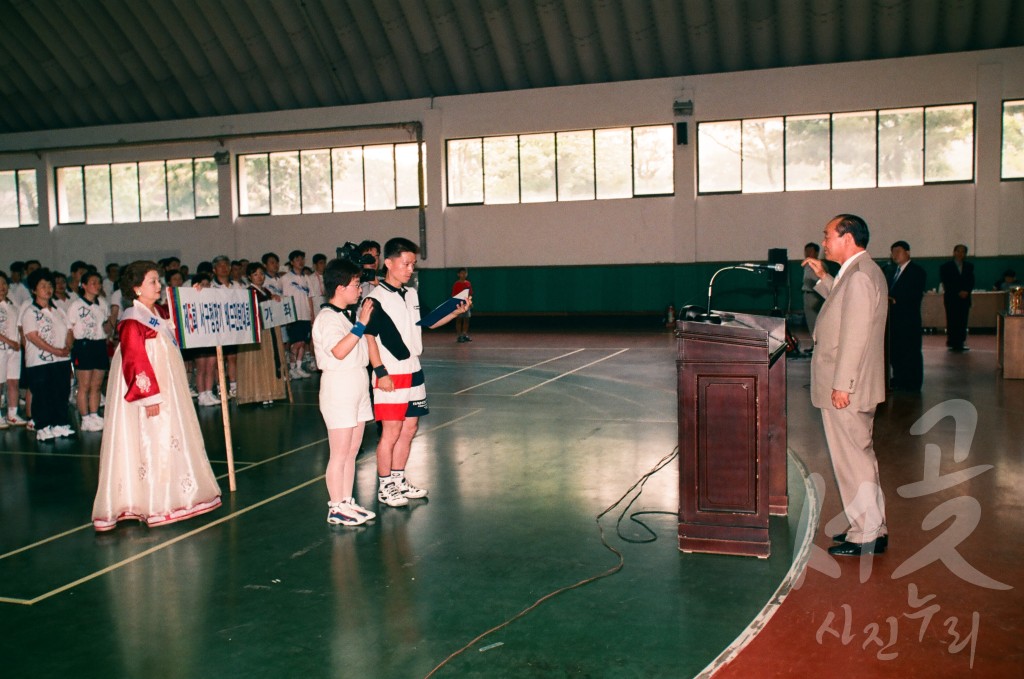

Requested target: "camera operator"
[{"left": 357, "top": 240, "right": 381, "bottom": 299}]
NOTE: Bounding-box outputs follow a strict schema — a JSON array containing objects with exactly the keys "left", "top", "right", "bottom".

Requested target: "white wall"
[{"left": 1, "top": 47, "right": 1021, "bottom": 272}]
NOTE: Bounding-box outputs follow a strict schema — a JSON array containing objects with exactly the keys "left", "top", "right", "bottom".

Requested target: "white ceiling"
[{"left": 1, "top": 0, "right": 1021, "bottom": 135}]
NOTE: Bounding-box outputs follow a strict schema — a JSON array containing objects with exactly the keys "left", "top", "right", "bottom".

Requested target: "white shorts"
[
  {"left": 318, "top": 368, "right": 372, "bottom": 429},
  {"left": 0, "top": 349, "right": 21, "bottom": 382}
]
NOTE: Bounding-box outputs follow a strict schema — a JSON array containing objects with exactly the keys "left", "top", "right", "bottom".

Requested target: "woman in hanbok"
[
  {"left": 92, "top": 261, "right": 221, "bottom": 531},
  {"left": 235, "top": 262, "right": 288, "bottom": 406}
]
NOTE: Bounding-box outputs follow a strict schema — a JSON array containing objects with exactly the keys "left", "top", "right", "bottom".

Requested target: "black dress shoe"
[
  {"left": 832, "top": 533, "right": 888, "bottom": 550},
  {"left": 828, "top": 537, "right": 888, "bottom": 556}
]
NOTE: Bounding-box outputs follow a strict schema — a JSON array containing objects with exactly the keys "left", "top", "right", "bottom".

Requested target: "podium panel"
[{"left": 676, "top": 313, "right": 787, "bottom": 558}]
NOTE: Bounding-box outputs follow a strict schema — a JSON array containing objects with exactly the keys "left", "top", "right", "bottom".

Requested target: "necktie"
[{"left": 893, "top": 267, "right": 901, "bottom": 284}]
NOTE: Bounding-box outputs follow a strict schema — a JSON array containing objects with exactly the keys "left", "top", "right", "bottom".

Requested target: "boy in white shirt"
[{"left": 281, "top": 250, "right": 314, "bottom": 379}]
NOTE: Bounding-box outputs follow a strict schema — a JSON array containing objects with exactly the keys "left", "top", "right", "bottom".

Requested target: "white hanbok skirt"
[{"left": 92, "top": 331, "right": 221, "bottom": 531}]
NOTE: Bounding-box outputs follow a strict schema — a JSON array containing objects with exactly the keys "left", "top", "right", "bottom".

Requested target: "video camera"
[{"left": 336, "top": 241, "right": 378, "bottom": 283}]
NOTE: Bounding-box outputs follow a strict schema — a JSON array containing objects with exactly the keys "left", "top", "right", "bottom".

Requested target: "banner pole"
[{"left": 216, "top": 344, "right": 238, "bottom": 492}]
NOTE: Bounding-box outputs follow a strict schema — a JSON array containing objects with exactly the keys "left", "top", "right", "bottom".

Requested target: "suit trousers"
[
  {"left": 821, "top": 405, "right": 887, "bottom": 543},
  {"left": 944, "top": 297, "right": 970, "bottom": 348}
]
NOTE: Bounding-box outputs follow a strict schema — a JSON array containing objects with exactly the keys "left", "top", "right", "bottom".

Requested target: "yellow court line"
[
  {"left": 0, "top": 409, "right": 485, "bottom": 603},
  {"left": 452, "top": 349, "right": 585, "bottom": 394},
  {"left": 513, "top": 349, "right": 630, "bottom": 397}
]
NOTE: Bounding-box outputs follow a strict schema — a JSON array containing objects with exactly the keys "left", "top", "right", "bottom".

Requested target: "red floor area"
[{"left": 715, "top": 334, "right": 1024, "bottom": 678}]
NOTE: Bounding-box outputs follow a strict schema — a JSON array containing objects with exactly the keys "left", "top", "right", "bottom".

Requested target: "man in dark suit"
[
  {"left": 803, "top": 214, "right": 889, "bottom": 557},
  {"left": 887, "top": 241, "right": 927, "bottom": 391},
  {"left": 939, "top": 244, "right": 974, "bottom": 352}
]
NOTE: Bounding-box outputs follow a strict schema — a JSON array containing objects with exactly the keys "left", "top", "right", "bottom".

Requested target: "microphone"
[{"left": 740, "top": 262, "right": 785, "bottom": 272}]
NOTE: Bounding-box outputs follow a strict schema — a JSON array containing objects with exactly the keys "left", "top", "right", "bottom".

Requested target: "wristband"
[
  {"left": 351, "top": 322, "right": 365, "bottom": 338},
  {"left": 373, "top": 365, "right": 388, "bottom": 378}
]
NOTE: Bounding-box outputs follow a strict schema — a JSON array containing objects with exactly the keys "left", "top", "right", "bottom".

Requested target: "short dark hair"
[
  {"left": 81, "top": 271, "right": 103, "bottom": 287},
  {"left": 246, "top": 262, "right": 265, "bottom": 278},
  {"left": 954, "top": 244, "right": 969, "bottom": 254},
  {"left": 10, "top": 261, "right": 25, "bottom": 274},
  {"left": 196, "top": 260, "right": 213, "bottom": 275},
  {"left": 119, "top": 261, "right": 159, "bottom": 303},
  {"left": 359, "top": 240, "right": 381, "bottom": 254},
  {"left": 106, "top": 262, "right": 119, "bottom": 274},
  {"left": 383, "top": 237, "right": 418, "bottom": 260},
  {"left": 261, "top": 252, "right": 279, "bottom": 265},
  {"left": 312, "top": 253, "right": 327, "bottom": 265},
  {"left": 323, "top": 258, "right": 360, "bottom": 299},
  {"left": 804, "top": 242, "right": 819, "bottom": 253},
  {"left": 288, "top": 250, "right": 305, "bottom": 262},
  {"left": 69, "top": 260, "right": 90, "bottom": 274},
  {"left": 891, "top": 240, "right": 910, "bottom": 251},
  {"left": 26, "top": 267, "right": 55, "bottom": 294},
  {"left": 833, "top": 214, "right": 870, "bottom": 248}
]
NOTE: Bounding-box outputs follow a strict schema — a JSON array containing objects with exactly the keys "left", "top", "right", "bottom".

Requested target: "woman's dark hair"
[
  {"left": 323, "top": 259, "right": 360, "bottom": 299},
  {"left": 246, "top": 262, "right": 266, "bottom": 278},
  {"left": 120, "top": 260, "right": 159, "bottom": 303},
  {"left": 26, "top": 267, "right": 56, "bottom": 295},
  {"left": 81, "top": 271, "right": 103, "bottom": 288}
]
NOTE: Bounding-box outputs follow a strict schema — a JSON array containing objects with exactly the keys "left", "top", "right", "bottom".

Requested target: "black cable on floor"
[{"left": 423, "top": 446, "right": 679, "bottom": 678}]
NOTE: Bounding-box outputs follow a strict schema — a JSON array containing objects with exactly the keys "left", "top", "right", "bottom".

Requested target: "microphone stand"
[{"left": 698, "top": 265, "right": 760, "bottom": 324}]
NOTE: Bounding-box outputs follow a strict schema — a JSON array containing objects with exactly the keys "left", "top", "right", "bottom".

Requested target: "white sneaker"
[
  {"left": 327, "top": 501, "right": 368, "bottom": 526},
  {"left": 228, "top": 384, "right": 237, "bottom": 399},
  {"left": 36, "top": 426, "right": 55, "bottom": 441},
  {"left": 377, "top": 483, "right": 409, "bottom": 507},
  {"left": 6, "top": 413, "right": 28, "bottom": 427},
  {"left": 295, "top": 366, "right": 312, "bottom": 379},
  {"left": 343, "top": 500, "right": 376, "bottom": 522},
  {"left": 189, "top": 386, "right": 199, "bottom": 398},
  {"left": 80, "top": 416, "right": 95, "bottom": 432},
  {"left": 197, "top": 391, "right": 221, "bottom": 407},
  {"left": 396, "top": 478, "right": 428, "bottom": 499},
  {"left": 53, "top": 424, "right": 75, "bottom": 437}
]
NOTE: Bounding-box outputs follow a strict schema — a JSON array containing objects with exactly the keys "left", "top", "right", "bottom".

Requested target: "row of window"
[
  {"left": 446, "top": 125, "right": 674, "bottom": 204},
  {"left": 2, "top": 100, "right": 1022, "bottom": 228},
  {"left": 238, "top": 143, "right": 424, "bottom": 215}
]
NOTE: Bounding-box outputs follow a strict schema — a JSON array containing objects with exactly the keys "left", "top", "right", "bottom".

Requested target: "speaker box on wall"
[
  {"left": 768, "top": 248, "right": 788, "bottom": 288},
  {"left": 676, "top": 122, "right": 688, "bottom": 145}
]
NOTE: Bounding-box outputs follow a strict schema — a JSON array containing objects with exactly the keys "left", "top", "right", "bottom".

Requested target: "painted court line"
[
  {"left": 0, "top": 409, "right": 485, "bottom": 604},
  {"left": 513, "top": 349, "right": 630, "bottom": 397},
  {"left": 452, "top": 349, "right": 585, "bottom": 394},
  {"left": 0, "top": 450, "right": 99, "bottom": 458}
]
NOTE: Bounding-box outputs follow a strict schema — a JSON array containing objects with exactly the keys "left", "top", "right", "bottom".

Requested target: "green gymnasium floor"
[{"left": 0, "top": 330, "right": 807, "bottom": 679}]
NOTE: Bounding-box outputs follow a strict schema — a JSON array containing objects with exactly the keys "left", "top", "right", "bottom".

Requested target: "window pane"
[
  {"left": 396, "top": 143, "right": 425, "bottom": 208},
  {"left": 633, "top": 125, "right": 673, "bottom": 195},
  {"left": 1003, "top": 100, "right": 1024, "bottom": 179},
  {"left": 167, "top": 159, "right": 196, "bottom": 220},
  {"left": 57, "top": 166, "right": 85, "bottom": 223},
  {"left": 300, "top": 149, "right": 332, "bottom": 214},
  {"left": 447, "top": 139, "right": 483, "bottom": 204},
  {"left": 742, "top": 118, "right": 784, "bottom": 193},
  {"left": 831, "top": 111, "right": 877, "bottom": 189},
  {"left": 364, "top": 144, "right": 396, "bottom": 211},
  {"left": 786, "top": 114, "right": 830, "bottom": 191},
  {"left": 0, "top": 171, "right": 16, "bottom": 228},
  {"left": 239, "top": 154, "right": 269, "bottom": 215},
  {"left": 520, "top": 133, "right": 556, "bottom": 202},
  {"left": 556, "top": 130, "right": 595, "bottom": 201},
  {"left": 878, "top": 108, "right": 923, "bottom": 187},
  {"left": 483, "top": 136, "right": 519, "bottom": 204},
  {"left": 332, "top": 147, "right": 364, "bottom": 212},
  {"left": 925, "top": 104, "right": 974, "bottom": 182},
  {"left": 139, "top": 161, "right": 168, "bottom": 221},
  {"left": 698, "top": 121, "right": 741, "bottom": 193},
  {"left": 85, "top": 164, "right": 112, "bottom": 224},
  {"left": 17, "top": 169, "right": 38, "bottom": 225},
  {"left": 194, "top": 158, "right": 218, "bottom": 217},
  {"left": 111, "top": 162, "right": 140, "bottom": 223},
  {"left": 270, "top": 151, "right": 300, "bottom": 215},
  {"left": 595, "top": 128, "right": 632, "bottom": 199}
]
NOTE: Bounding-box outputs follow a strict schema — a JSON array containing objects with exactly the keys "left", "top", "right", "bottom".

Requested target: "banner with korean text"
[
  {"left": 168, "top": 287, "right": 260, "bottom": 349},
  {"left": 259, "top": 296, "right": 298, "bottom": 329}
]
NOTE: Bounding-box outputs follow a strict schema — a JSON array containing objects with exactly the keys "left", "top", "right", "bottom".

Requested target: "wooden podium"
[{"left": 675, "top": 313, "right": 788, "bottom": 558}]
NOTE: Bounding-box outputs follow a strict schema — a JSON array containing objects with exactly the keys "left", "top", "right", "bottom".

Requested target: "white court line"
[
  {"left": 0, "top": 438, "right": 327, "bottom": 563},
  {"left": 452, "top": 349, "right": 585, "bottom": 394},
  {"left": 513, "top": 349, "right": 630, "bottom": 397},
  {"left": 0, "top": 408, "right": 485, "bottom": 604}
]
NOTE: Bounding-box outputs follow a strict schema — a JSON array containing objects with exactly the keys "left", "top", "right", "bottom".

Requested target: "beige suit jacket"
[{"left": 810, "top": 252, "right": 888, "bottom": 410}]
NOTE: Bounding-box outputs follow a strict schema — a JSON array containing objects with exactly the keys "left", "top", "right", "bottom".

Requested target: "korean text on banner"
[
  {"left": 259, "top": 296, "right": 298, "bottom": 329},
  {"left": 168, "top": 287, "right": 261, "bottom": 349}
]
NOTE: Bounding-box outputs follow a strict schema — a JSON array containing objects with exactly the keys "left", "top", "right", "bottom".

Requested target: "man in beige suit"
[{"left": 803, "top": 214, "right": 889, "bottom": 556}]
